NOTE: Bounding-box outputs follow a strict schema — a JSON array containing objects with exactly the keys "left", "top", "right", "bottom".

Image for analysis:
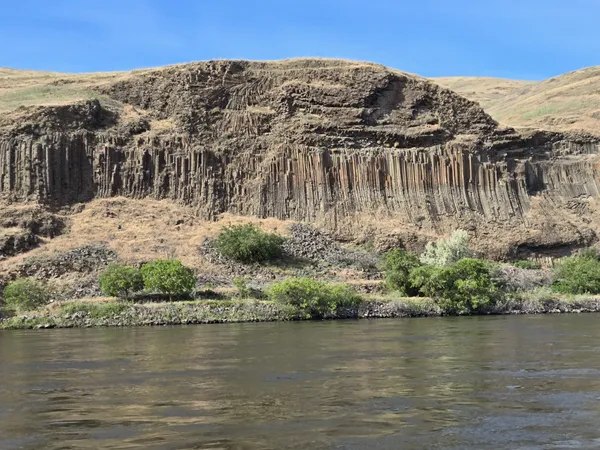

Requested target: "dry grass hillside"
[
  {"left": 0, "top": 198, "right": 291, "bottom": 276},
  {"left": 433, "top": 76, "right": 534, "bottom": 109},
  {"left": 0, "top": 198, "right": 382, "bottom": 297},
  {"left": 0, "top": 67, "right": 123, "bottom": 113},
  {"left": 434, "top": 67, "right": 600, "bottom": 134}
]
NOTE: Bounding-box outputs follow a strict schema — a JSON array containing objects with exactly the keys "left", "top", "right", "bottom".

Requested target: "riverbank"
[{"left": 2, "top": 295, "right": 600, "bottom": 329}]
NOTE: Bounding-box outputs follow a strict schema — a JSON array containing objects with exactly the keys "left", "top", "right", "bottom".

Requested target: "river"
[{"left": 1, "top": 316, "right": 600, "bottom": 449}]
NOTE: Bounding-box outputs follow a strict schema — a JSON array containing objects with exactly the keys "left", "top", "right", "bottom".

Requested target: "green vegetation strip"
[
  {"left": 4, "top": 228, "right": 600, "bottom": 330},
  {"left": 3, "top": 295, "right": 600, "bottom": 330}
]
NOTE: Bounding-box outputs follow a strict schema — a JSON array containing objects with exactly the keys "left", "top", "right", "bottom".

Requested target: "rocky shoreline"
[{"left": 2, "top": 296, "right": 600, "bottom": 330}]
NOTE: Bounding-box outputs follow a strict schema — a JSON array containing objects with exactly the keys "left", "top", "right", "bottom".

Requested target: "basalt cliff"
[{"left": 1, "top": 59, "right": 599, "bottom": 260}]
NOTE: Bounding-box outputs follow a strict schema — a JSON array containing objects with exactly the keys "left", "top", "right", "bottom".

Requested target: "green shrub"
[
  {"left": 215, "top": 224, "right": 284, "bottom": 263},
  {"left": 141, "top": 260, "right": 196, "bottom": 300},
  {"left": 513, "top": 260, "right": 542, "bottom": 270},
  {"left": 420, "top": 230, "right": 473, "bottom": 267},
  {"left": 233, "top": 277, "right": 252, "bottom": 298},
  {"left": 579, "top": 248, "right": 599, "bottom": 260},
  {"left": 99, "top": 264, "right": 143, "bottom": 298},
  {"left": 268, "top": 278, "right": 361, "bottom": 319},
  {"left": 411, "top": 259, "right": 500, "bottom": 315},
  {"left": 2, "top": 278, "right": 52, "bottom": 312},
  {"left": 552, "top": 252, "right": 600, "bottom": 294},
  {"left": 408, "top": 264, "right": 442, "bottom": 295},
  {"left": 381, "top": 249, "right": 421, "bottom": 295}
]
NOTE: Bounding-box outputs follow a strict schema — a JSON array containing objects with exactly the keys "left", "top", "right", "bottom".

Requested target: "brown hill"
[
  {"left": 434, "top": 67, "right": 600, "bottom": 134},
  {"left": 1, "top": 59, "right": 600, "bottom": 286},
  {"left": 432, "top": 76, "right": 534, "bottom": 110}
]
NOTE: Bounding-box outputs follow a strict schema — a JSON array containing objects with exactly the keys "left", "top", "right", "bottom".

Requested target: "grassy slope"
[
  {"left": 0, "top": 198, "right": 293, "bottom": 280},
  {"left": 433, "top": 76, "right": 534, "bottom": 110},
  {"left": 434, "top": 67, "right": 600, "bottom": 133},
  {"left": 0, "top": 68, "right": 124, "bottom": 113}
]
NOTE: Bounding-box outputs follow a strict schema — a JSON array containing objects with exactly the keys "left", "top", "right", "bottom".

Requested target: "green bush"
[
  {"left": 408, "top": 264, "right": 442, "bottom": 295},
  {"left": 99, "top": 264, "right": 143, "bottom": 298},
  {"left": 2, "top": 278, "right": 52, "bottom": 312},
  {"left": 268, "top": 278, "right": 361, "bottom": 319},
  {"left": 381, "top": 249, "right": 421, "bottom": 295},
  {"left": 411, "top": 259, "right": 500, "bottom": 315},
  {"left": 420, "top": 230, "right": 473, "bottom": 267},
  {"left": 141, "top": 260, "right": 196, "bottom": 300},
  {"left": 233, "top": 277, "right": 252, "bottom": 298},
  {"left": 513, "top": 260, "right": 542, "bottom": 270},
  {"left": 552, "top": 252, "right": 600, "bottom": 294},
  {"left": 215, "top": 224, "right": 284, "bottom": 263},
  {"left": 579, "top": 248, "right": 599, "bottom": 260}
]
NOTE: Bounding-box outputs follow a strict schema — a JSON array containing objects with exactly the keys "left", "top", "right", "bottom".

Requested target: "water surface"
[{"left": 1, "top": 315, "right": 600, "bottom": 449}]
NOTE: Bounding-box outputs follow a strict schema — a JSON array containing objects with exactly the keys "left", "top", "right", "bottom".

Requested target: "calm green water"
[{"left": 1, "top": 316, "right": 600, "bottom": 449}]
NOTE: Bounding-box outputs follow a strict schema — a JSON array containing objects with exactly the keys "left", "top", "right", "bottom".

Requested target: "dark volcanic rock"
[
  {"left": 17, "top": 244, "right": 117, "bottom": 278},
  {"left": 4, "top": 99, "right": 117, "bottom": 136},
  {"left": 283, "top": 223, "right": 379, "bottom": 273},
  {"left": 282, "top": 224, "right": 345, "bottom": 262},
  {"left": 0, "top": 230, "right": 38, "bottom": 257}
]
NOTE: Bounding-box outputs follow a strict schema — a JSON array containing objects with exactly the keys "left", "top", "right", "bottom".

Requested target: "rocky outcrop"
[
  {"left": 0, "top": 206, "right": 65, "bottom": 238},
  {"left": 1, "top": 59, "right": 600, "bottom": 258},
  {"left": 16, "top": 244, "right": 117, "bottom": 278},
  {"left": 0, "top": 206, "right": 65, "bottom": 258},
  {"left": 0, "top": 230, "right": 38, "bottom": 257}
]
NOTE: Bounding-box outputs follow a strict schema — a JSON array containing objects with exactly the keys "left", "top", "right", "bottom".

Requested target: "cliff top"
[
  {"left": 0, "top": 59, "right": 412, "bottom": 113},
  {"left": 0, "top": 58, "right": 498, "bottom": 146},
  {"left": 3, "top": 60, "right": 600, "bottom": 136}
]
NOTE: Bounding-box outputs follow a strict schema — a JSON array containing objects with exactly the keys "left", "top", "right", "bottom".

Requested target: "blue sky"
[{"left": 1, "top": 0, "right": 599, "bottom": 79}]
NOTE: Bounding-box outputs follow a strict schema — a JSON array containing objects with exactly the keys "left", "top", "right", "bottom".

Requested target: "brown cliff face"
[{"left": 1, "top": 59, "right": 600, "bottom": 258}]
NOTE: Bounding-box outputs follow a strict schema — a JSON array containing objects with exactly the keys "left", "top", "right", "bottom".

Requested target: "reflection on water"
[{"left": 1, "top": 315, "right": 600, "bottom": 449}]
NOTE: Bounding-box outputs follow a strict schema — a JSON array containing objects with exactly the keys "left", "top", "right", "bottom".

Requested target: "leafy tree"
[
  {"left": 268, "top": 278, "right": 361, "bottom": 319},
  {"left": 381, "top": 249, "right": 421, "bottom": 295},
  {"left": 2, "top": 278, "right": 52, "bottom": 312},
  {"left": 141, "top": 260, "right": 196, "bottom": 300},
  {"left": 215, "top": 224, "right": 284, "bottom": 263},
  {"left": 412, "top": 259, "right": 500, "bottom": 315},
  {"left": 420, "top": 230, "right": 473, "bottom": 267},
  {"left": 552, "top": 251, "right": 600, "bottom": 294},
  {"left": 99, "top": 264, "right": 143, "bottom": 299}
]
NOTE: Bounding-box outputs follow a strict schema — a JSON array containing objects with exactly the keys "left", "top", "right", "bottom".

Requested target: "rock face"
[
  {"left": 0, "top": 230, "right": 38, "bottom": 258},
  {"left": 1, "top": 59, "right": 600, "bottom": 258},
  {"left": 16, "top": 244, "right": 117, "bottom": 279}
]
